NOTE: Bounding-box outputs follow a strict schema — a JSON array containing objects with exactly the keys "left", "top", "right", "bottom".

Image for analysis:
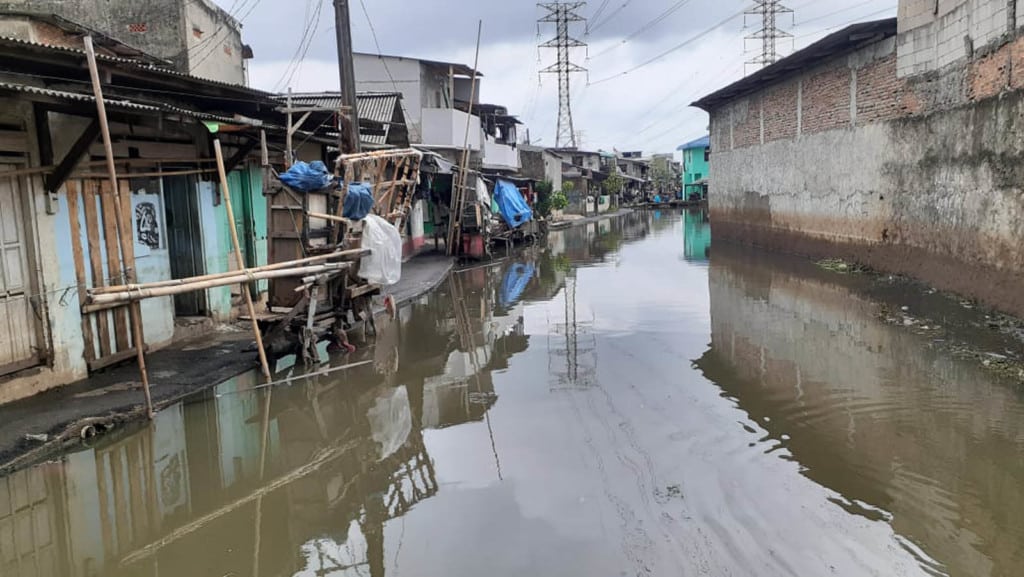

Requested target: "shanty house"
[{"left": 0, "top": 34, "right": 336, "bottom": 402}]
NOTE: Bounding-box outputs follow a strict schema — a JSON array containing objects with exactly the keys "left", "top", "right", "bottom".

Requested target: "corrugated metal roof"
[
  {"left": 274, "top": 92, "right": 403, "bottom": 145},
  {"left": 0, "top": 35, "right": 274, "bottom": 98},
  {"left": 0, "top": 81, "right": 261, "bottom": 126},
  {"left": 677, "top": 135, "right": 710, "bottom": 151}
]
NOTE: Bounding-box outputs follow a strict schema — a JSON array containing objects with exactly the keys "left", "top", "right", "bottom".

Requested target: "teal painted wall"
[{"left": 683, "top": 146, "right": 710, "bottom": 187}]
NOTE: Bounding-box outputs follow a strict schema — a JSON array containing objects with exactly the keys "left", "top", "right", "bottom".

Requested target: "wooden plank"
[
  {"left": 87, "top": 346, "right": 149, "bottom": 373},
  {"left": 119, "top": 181, "right": 143, "bottom": 348},
  {"left": 82, "top": 180, "right": 112, "bottom": 360},
  {"left": 45, "top": 119, "right": 99, "bottom": 193},
  {"left": 65, "top": 182, "right": 96, "bottom": 363},
  {"left": 99, "top": 180, "right": 129, "bottom": 353}
]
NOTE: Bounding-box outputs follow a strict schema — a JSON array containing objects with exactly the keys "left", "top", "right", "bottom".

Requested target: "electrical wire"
[
  {"left": 589, "top": 0, "right": 637, "bottom": 34},
  {"left": 588, "top": 0, "right": 612, "bottom": 32},
  {"left": 590, "top": 9, "right": 743, "bottom": 85},
  {"left": 356, "top": 0, "right": 417, "bottom": 135},
  {"left": 272, "top": 0, "right": 326, "bottom": 92},
  {"left": 591, "top": 0, "right": 697, "bottom": 59}
]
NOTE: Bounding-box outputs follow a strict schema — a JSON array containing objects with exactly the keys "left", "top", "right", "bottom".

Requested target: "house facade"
[
  {"left": 353, "top": 53, "right": 521, "bottom": 172},
  {"left": 0, "top": 33, "right": 334, "bottom": 403},
  {"left": 677, "top": 135, "right": 710, "bottom": 200},
  {"left": 693, "top": 1, "right": 1024, "bottom": 317}
]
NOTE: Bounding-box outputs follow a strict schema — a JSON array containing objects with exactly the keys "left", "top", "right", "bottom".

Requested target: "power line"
[
  {"left": 356, "top": 0, "right": 416, "bottom": 130},
  {"left": 589, "top": 0, "right": 636, "bottom": 34},
  {"left": 589, "top": 0, "right": 612, "bottom": 32},
  {"left": 539, "top": 2, "right": 588, "bottom": 148},
  {"left": 591, "top": 0, "right": 697, "bottom": 59},
  {"left": 744, "top": 0, "right": 793, "bottom": 69},
  {"left": 590, "top": 9, "right": 743, "bottom": 85},
  {"left": 272, "top": 0, "right": 326, "bottom": 92}
]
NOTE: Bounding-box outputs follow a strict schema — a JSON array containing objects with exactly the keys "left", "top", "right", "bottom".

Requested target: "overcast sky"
[{"left": 226, "top": 0, "right": 897, "bottom": 155}]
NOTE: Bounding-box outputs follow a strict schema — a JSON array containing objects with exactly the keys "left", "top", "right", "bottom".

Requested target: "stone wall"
[{"left": 705, "top": 16, "right": 1024, "bottom": 316}]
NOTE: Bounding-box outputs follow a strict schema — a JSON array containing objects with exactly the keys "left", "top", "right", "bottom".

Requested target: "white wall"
[
  {"left": 421, "top": 108, "right": 481, "bottom": 150},
  {"left": 183, "top": 1, "right": 246, "bottom": 84},
  {"left": 482, "top": 136, "right": 520, "bottom": 171},
  {"left": 354, "top": 54, "right": 424, "bottom": 141}
]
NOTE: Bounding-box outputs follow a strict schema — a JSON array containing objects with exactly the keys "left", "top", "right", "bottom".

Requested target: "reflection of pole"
[
  {"left": 565, "top": 275, "right": 578, "bottom": 383},
  {"left": 252, "top": 389, "right": 273, "bottom": 577},
  {"left": 448, "top": 275, "right": 503, "bottom": 480}
]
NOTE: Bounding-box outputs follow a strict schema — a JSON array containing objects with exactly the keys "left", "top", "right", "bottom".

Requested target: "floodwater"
[{"left": 2, "top": 209, "right": 1024, "bottom": 577}]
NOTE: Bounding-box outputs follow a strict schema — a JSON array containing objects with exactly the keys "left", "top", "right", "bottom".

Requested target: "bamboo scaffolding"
[
  {"left": 92, "top": 248, "right": 368, "bottom": 295},
  {"left": 85, "top": 36, "right": 155, "bottom": 419},
  {"left": 447, "top": 22, "right": 482, "bottom": 255},
  {"left": 89, "top": 263, "right": 351, "bottom": 304},
  {"left": 214, "top": 139, "right": 273, "bottom": 383}
]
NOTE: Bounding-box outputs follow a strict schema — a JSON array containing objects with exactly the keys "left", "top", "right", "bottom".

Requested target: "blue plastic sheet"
[
  {"left": 500, "top": 263, "right": 535, "bottom": 307},
  {"left": 279, "top": 161, "right": 332, "bottom": 192},
  {"left": 343, "top": 183, "right": 375, "bottom": 220},
  {"left": 493, "top": 179, "right": 533, "bottom": 228}
]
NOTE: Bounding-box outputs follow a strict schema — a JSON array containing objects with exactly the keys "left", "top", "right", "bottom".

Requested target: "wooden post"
[
  {"left": 84, "top": 36, "right": 154, "bottom": 418},
  {"left": 285, "top": 88, "right": 294, "bottom": 168},
  {"left": 447, "top": 21, "right": 483, "bottom": 256},
  {"left": 213, "top": 139, "right": 273, "bottom": 383},
  {"left": 260, "top": 129, "right": 269, "bottom": 167}
]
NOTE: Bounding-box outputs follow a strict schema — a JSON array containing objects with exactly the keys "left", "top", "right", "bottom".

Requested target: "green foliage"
[
  {"left": 561, "top": 181, "right": 576, "bottom": 194},
  {"left": 550, "top": 190, "right": 569, "bottom": 211},
  {"left": 602, "top": 172, "right": 624, "bottom": 196},
  {"left": 534, "top": 180, "right": 554, "bottom": 217}
]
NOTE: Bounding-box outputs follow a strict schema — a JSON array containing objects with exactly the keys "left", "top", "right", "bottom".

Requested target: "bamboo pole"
[
  {"left": 213, "top": 139, "right": 273, "bottom": 383},
  {"left": 90, "top": 264, "right": 351, "bottom": 304},
  {"left": 448, "top": 22, "right": 482, "bottom": 255},
  {"left": 92, "top": 248, "right": 367, "bottom": 294},
  {"left": 84, "top": 35, "right": 154, "bottom": 419}
]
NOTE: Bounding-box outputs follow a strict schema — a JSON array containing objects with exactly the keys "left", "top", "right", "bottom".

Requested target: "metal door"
[
  {"left": 163, "top": 175, "right": 207, "bottom": 316},
  {"left": 0, "top": 172, "right": 41, "bottom": 375}
]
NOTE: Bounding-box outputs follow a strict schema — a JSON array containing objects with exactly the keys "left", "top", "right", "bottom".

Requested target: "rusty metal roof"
[{"left": 692, "top": 18, "right": 897, "bottom": 111}]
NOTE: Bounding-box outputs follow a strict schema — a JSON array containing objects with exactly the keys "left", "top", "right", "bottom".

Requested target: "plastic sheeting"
[
  {"left": 500, "top": 263, "right": 535, "bottom": 308},
  {"left": 359, "top": 214, "right": 403, "bottom": 285},
  {"left": 493, "top": 179, "right": 533, "bottom": 228},
  {"left": 343, "top": 183, "right": 375, "bottom": 220},
  {"left": 279, "top": 160, "right": 332, "bottom": 192}
]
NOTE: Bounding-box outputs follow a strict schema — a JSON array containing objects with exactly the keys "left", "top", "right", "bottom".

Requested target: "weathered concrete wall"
[
  {"left": 182, "top": 0, "right": 245, "bottom": 84},
  {"left": 354, "top": 55, "right": 424, "bottom": 141},
  {"left": 706, "top": 26, "right": 1024, "bottom": 316},
  {"left": 897, "top": 0, "right": 1016, "bottom": 76},
  {"left": 0, "top": 0, "right": 245, "bottom": 83}
]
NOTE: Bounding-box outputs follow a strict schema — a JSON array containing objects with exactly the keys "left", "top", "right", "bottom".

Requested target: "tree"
[
  {"left": 652, "top": 166, "right": 676, "bottom": 195},
  {"left": 602, "top": 172, "right": 624, "bottom": 197}
]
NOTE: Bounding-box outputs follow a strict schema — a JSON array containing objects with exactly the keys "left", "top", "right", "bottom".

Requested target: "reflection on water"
[{"left": 1, "top": 210, "right": 1023, "bottom": 576}]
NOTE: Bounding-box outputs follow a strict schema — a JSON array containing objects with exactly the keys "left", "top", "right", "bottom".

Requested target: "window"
[{"left": 704, "top": 147, "right": 710, "bottom": 162}]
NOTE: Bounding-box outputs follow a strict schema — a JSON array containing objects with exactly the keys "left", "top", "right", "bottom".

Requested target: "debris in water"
[
  {"left": 24, "top": 433, "right": 48, "bottom": 443},
  {"left": 816, "top": 258, "right": 870, "bottom": 274}
]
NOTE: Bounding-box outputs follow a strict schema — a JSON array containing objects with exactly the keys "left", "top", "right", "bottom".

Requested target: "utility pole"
[
  {"left": 539, "top": 2, "right": 587, "bottom": 149},
  {"left": 744, "top": 0, "right": 793, "bottom": 70},
  {"left": 333, "top": 0, "right": 361, "bottom": 154}
]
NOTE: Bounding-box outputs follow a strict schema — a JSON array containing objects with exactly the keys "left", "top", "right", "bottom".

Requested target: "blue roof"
[{"left": 676, "top": 135, "right": 710, "bottom": 151}]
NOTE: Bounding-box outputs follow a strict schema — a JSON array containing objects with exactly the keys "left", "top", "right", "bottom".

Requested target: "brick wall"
[
  {"left": 857, "top": 54, "right": 921, "bottom": 121},
  {"left": 733, "top": 98, "right": 761, "bottom": 148},
  {"left": 762, "top": 80, "right": 798, "bottom": 142},
  {"left": 802, "top": 64, "right": 851, "bottom": 134},
  {"left": 969, "top": 33, "right": 1024, "bottom": 98}
]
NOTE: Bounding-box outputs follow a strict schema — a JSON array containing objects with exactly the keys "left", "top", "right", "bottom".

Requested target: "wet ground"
[{"left": 1, "top": 209, "right": 1023, "bottom": 577}]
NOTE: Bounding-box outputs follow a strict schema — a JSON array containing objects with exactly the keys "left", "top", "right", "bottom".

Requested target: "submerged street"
[{"left": 2, "top": 210, "right": 1023, "bottom": 577}]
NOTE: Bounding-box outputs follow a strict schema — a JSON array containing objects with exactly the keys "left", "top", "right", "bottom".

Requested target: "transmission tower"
[
  {"left": 539, "top": 2, "right": 587, "bottom": 148},
  {"left": 744, "top": 0, "right": 793, "bottom": 70}
]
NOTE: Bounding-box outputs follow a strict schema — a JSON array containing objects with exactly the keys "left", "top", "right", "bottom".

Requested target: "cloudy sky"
[{"left": 225, "top": 0, "right": 897, "bottom": 155}]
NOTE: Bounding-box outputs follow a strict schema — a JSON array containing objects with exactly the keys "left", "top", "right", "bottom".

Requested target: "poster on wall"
[{"left": 132, "top": 194, "right": 162, "bottom": 258}]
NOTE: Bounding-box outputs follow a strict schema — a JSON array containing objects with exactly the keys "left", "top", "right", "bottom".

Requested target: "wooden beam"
[
  {"left": 223, "top": 139, "right": 259, "bottom": 174},
  {"left": 33, "top": 104, "right": 54, "bottom": 167},
  {"left": 287, "top": 111, "right": 313, "bottom": 136},
  {"left": 45, "top": 119, "right": 100, "bottom": 193}
]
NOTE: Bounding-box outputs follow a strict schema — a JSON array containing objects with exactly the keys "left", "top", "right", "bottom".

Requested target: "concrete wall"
[
  {"left": 482, "top": 136, "right": 520, "bottom": 171},
  {"left": 706, "top": 25, "right": 1024, "bottom": 316},
  {"left": 354, "top": 55, "right": 424, "bottom": 141},
  {"left": 421, "top": 108, "right": 481, "bottom": 151},
  {"left": 182, "top": 0, "right": 246, "bottom": 84},
  {"left": 897, "top": 0, "right": 1017, "bottom": 76}
]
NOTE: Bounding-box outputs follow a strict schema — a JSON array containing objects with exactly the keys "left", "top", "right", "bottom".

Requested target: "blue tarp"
[
  {"left": 343, "top": 183, "right": 375, "bottom": 220},
  {"left": 500, "top": 263, "right": 535, "bottom": 307},
  {"left": 493, "top": 179, "right": 533, "bottom": 228},
  {"left": 279, "top": 161, "right": 332, "bottom": 192}
]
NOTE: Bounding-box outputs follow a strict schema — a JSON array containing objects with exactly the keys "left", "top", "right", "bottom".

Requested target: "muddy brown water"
[{"left": 2, "top": 209, "right": 1024, "bottom": 577}]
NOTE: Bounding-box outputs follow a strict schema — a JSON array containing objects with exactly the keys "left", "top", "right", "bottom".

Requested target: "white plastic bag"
[{"left": 359, "top": 214, "right": 403, "bottom": 285}]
